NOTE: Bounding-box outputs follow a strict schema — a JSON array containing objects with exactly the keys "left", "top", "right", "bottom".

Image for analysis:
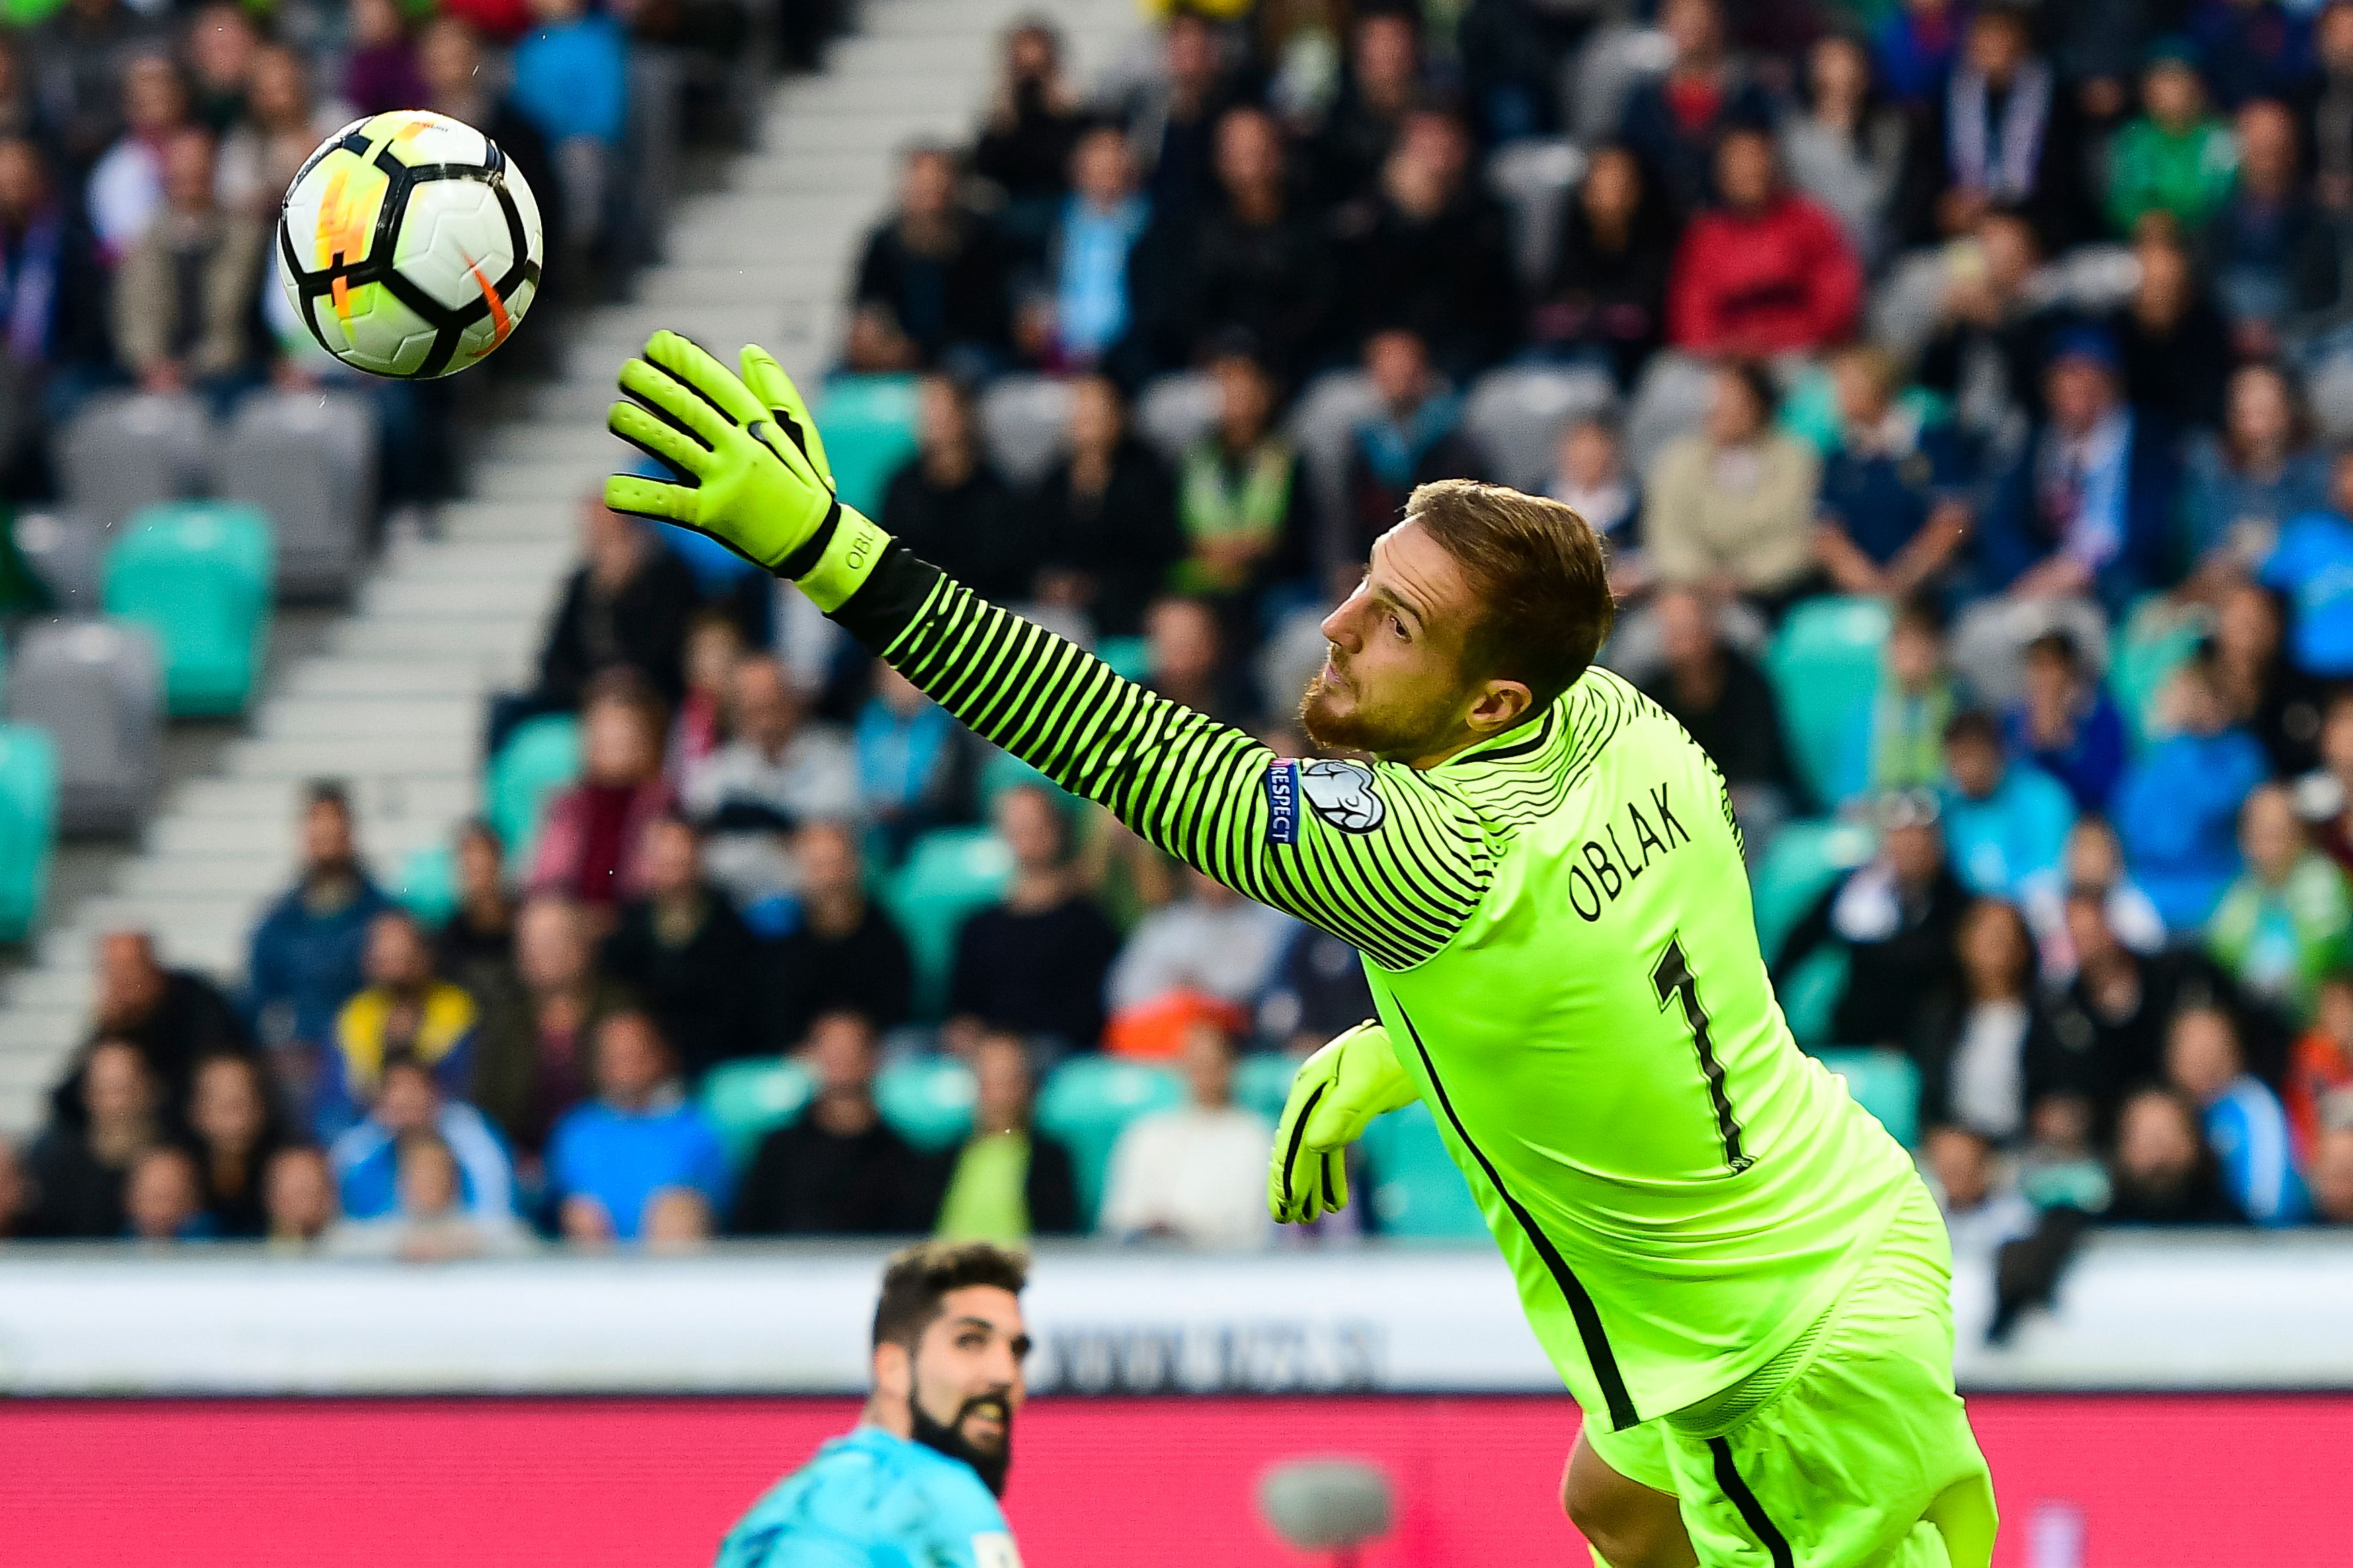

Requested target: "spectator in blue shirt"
[
  {"left": 2114, "top": 650, "right": 2275, "bottom": 927},
  {"left": 248, "top": 781, "right": 393, "bottom": 1081},
  {"left": 2185, "top": 362, "right": 2330, "bottom": 579},
  {"left": 1938, "top": 708, "right": 2077, "bottom": 901},
  {"left": 2002, "top": 630, "right": 2128, "bottom": 814},
  {"left": 2261, "top": 449, "right": 2353, "bottom": 678},
  {"left": 510, "top": 0, "right": 626, "bottom": 275},
  {"left": 549, "top": 1009, "right": 729, "bottom": 1245},
  {"left": 1037, "top": 124, "right": 1147, "bottom": 370},
  {"left": 1813, "top": 343, "right": 1975, "bottom": 600},
  {"left": 2166, "top": 1003, "right": 2310, "bottom": 1226},
  {"left": 330, "top": 1055, "right": 516, "bottom": 1223}
]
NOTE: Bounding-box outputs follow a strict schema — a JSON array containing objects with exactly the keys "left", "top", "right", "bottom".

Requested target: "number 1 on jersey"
[{"left": 1650, "top": 936, "right": 1753, "bottom": 1173}]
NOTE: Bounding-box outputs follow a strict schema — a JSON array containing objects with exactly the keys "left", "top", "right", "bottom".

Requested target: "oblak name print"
[{"left": 1564, "top": 783, "right": 1689, "bottom": 922}]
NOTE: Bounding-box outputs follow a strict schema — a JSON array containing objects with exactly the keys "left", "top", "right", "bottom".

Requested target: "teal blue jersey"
[{"left": 714, "top": 1427, "right": 1021, "bottom": 1568}]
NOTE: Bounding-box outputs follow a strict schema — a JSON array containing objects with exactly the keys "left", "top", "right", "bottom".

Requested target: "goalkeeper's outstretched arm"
[{"left": 604, "top": 331, "right": 1490, "bottom": 972}]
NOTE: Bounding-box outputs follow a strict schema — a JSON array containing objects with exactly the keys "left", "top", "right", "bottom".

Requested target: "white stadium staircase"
[{"left": 0, "top": 0, "right": 1146, "bottom": 1133}]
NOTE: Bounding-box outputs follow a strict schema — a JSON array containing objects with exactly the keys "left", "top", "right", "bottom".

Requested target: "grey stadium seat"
[
  {"left": 1624, "top": 352, "right": 1717, "bottom": 476},
  {"left": 979, "top": 375, "right": 1075, "bottom": 489},
  {"left": 1135, "top": 370, "right": 1221, "bottom": 465},
  {"left": 216, "top": 389, "right": 379, "bottom": 600},
  {"left": 1463, "top": 365, "right": 1618, "bottom": 492},
  {"left": 59, "top": 392, "right": 209, "bottom": 532},
  {"left": 12, "top": 510, "right": 108, "bottom": 612},
  {"left": 1564, "top": 24, "right": 1673, "bottom": 142},
  {"left": 7, "top": 616, "right": 163, "bottom": 835},
  {"left": 1484, "top": 138, "right": 1587, "bottom": 288},
  {"left": 1286, "top": 370, "right": 1382, "bottom": 573}
]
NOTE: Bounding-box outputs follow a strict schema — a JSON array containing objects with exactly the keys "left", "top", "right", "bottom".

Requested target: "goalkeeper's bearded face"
[{"left": 900, "top": 1284, "right": 1030, "bottom": 1496}]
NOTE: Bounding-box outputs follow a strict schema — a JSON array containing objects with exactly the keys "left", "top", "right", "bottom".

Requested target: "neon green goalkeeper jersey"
[{"left": 828, "top": 543, "right": 1917, "bottom": 1432}]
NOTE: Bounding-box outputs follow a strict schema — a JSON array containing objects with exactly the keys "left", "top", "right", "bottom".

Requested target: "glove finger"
[
  {"left": 740, "top": 343, "right": 831, "bottom": 479},
  {"left": 608, "top": 401, "right": 710, "bottom": 477},
  {"left": 1324, "top": 1148, "right": 1349, "bottom": 1214},
  {"left": 603, "top": 473, "right": 695, "bottom": 525},
  {"left": 1272, "top": 1078, "right": 1328, "bottom": 1221},
  {"left": 617, "top": 357, "right": 733, "bottom": 448},
  {"left": 644, "top": 329, "right": 770, "bottom": 427}
]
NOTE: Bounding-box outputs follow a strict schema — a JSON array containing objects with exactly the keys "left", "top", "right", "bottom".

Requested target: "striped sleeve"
[{"left": 831, "top": 544, "right": 1491, "bottom": 971}]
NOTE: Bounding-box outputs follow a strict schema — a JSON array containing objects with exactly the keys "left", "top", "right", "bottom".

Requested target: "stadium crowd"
[{"left": 14, "top": 0, "right": 2353, "bottom": 1262}]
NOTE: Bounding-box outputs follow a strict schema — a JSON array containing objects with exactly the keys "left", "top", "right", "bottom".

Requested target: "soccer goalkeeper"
[{"left": 606, "top": 333, "right": 1997, "bottom": 1568}]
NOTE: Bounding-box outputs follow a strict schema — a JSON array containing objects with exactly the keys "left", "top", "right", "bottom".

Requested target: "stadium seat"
[
  {"left": 1624, "top": 352, "right": 1715, "bottom": 476},
  {"left": 978, "top": 375, "right": 1074, "bottom": 489},
  {"left": 1765, "top": 596, "right": 1892, "bottom": 811},
  {"left": 815, "top": 375, "right": 922, "bottom": 519},
  {"left": 1462, "top": 365, "right": 1616, "bottom": 493},
  {"left": 215, "top": 389, "right": 378, "bottom": 600},
  {"left": 7, "top": 618, "right": 163, "bottom": 835},
  {"left": 876, "top": 1056, "right": 978, "bottom": 1153},
  {"left": 1234, "top": 1050, "right": 1302, "bottom": 1126},
  {"left": 58, "top": 391, "right": 209, "bottom": 532},
  {"left": 396, "top": 842, "right": 459, "bottom": 926},
  {"left": 0, "top": 724, "right": 57, "bottom": 942},
  {"left": 1564, "top": 22, "right": 1672, "bottom": 141},
  {"left": 1134, "top": 370, "right": 1220, "bottom": 465},
  {"left": 1749, "top": 817, "right": 1876, "bottom": 961},
  {"left": 1482, "top": 138, "right": 1586, "bottom": 286},
  {"left": 1287, "top": 370, "right": 1380, "bottom": 546},
  {"left": 1095, "top": 636, "right": 1150, "bottom": 683},
  {"left": 102, "top": 501, "right": 273, "bottom": 717},
  {"left": 2110, "top": 599, "right": 2208, "bottom": 749},
  {"left": 1779, "top": 947, "right": 1849, "bottom": 1053},
  {"left": 883, "top": 826, "right": 1014, "bottom": 1018},
  {"left": 485, "top": 714, "right": 581, "bottom": 871},
  {"left": 624, "top": 46, "right": 686, "bottom": 262},
  {"left": 978, "top": 748, "right": 1070, "bottom": 812},
  {"left": 1813, "top": 1046, "right": 1920, "bottom": 1149},
  {"left": 701, "top": 1057, "right": 816, "bottom": 1169},
  {"left": 1361, "top": 1102, "right": 1486, "bottom": 1239},
  {"left": 12, "top": 510, "right": 106, "bottom": 612},
  {"left": 1035, "top": 1056, "right": 1185, "bottom": 1225}
]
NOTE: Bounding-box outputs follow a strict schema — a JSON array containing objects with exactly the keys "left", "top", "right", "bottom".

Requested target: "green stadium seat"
[
  {"left": 883, "top": 827, "right": 1014, "bottom": 1018},
  {"left": 701, "top": 1057, "right": 815, "bottom": 1169},
  {"left": 877, "top": 1056, "right": 978, "bottom": 1153},
  {"left": 1749, "top": 817, "right": 1876, "bottom": 961},
  {"left": 1765, "top": 596, "right": 1891, "bottom": 810},
  {"left": 978, "top": 748, "right": 1071, "bottom": 812},
  {"left": 1779, "top": 947, "right": 1849, "bottom": 1052},
  {"left": 2109, "top": 599, "right": 2206, "bottom": 750},
  {"left": 0, "top": 725, "right": 56, "bottom": 942},
  {"left": 395, "top": 842, "right": 458, "bottom": 926},
  {"left": 1234, "top": 1050, "right": 1302, "bottom": 1126},
  {"left": 1035, "top": 1057, "right": 1185, "bottom": 1225},
  {"left": 486, "top": 714, "right": 581, "bottom": 871},
  {"left": 1361, "top": 1101, "right": 1486, "bottom": 1239},
  {"left": 1095, "top": 635, "right": 1150, "bottom": 682},
  {"left": 102, "top": 501, "right": 272, "bottom": 716},
  {"left": 815, "top": 375, "right": 921, "bottom": 519},
  {"left": 1812, "top": 1046, "right": 1920, "bottom": 1149}
]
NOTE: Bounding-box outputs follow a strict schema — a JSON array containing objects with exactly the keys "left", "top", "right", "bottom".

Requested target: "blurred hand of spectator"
[
  {"left": 949, "top": 784, "right": 1121, "bottom": 1055},
  {"left": 731, "top": 1011, "right": 932, "bottom": 1236},
  {"left": 546, "top": 1010, "right": 729, "bottom": 1245},
  {"left": 1099, "top": 1021, "right": 1270, "bottom": 1247}
]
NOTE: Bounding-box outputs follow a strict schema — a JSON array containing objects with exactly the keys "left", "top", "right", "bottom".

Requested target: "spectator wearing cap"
[
  {"left": 876, "top": 374, "right": 1035, "bottom": 605},
  {"left": 324, "top": 909, "right": 478, "bottom": 1138},
  {"left": 931, "top": 1031, "right": 1081, "bottom": 1243},
  {"left": 2206, "top": 784, "right": 2352, "bottom": 1020},
  {"left": 1972, "top": 325, "right": 2179, "bottom": 612},
  {"left": 1616, "top": 0, "right": 1775, "bottom": 217},
  {"left": 2001, "top": 631, "right": 2128, "bottom": 815},
  {"left": 329, "top": 1055, "right": 516, "bottom": 1223},
  {"left": 2104, "top": 1084, "right": 2243, "bottom": 1224},
  {"left": 1864, "top": 595, "right": 1960, "bottom": 799},
  {"left": 1343, "top": 329, "right": 1489, "bottom": 569},
  {"left": 731, "top": 1010, "right": 932, "bottom": 1236},
  {"left": 684, "top": 654, "right": 859, "bottom": 907},
  {"left": 1665, "top": 125, "right": 1863, "bottom": 359},
  {"left": 2106, "top": 42, "right": 2241, "bottom": 237},
  {"left": 1938, "top": 709, "right": 2076, "bottom": 902},
  {"left": 1528, "top": 144, "right": 1674, "bottom": 390},
  {"left": 1812, "top": 344, "right": 1974, "bottom": 602},
  {"left": 1031, "top": 374, "right": 1186, "bottom": 641},
  {"left": 2202, "top": 100, "right": 2341, "bottom": 360},
  {"left": 1894, "top": 5, "right": 2090, "bottom": 252},
  {"left": 2165, "top": 1003, "right": 2309, "bottom": 1225},
  {"left": 847, "top": 142, "right": 1016, "bottom": 374},
  {"left": 2111, "top": 228, "right": 2237, "bottom": 434},
  {"left": 1644, "top": 360, "right": 1822, "bottom": 616},
  {"left": 2114, "top": 650, "right": 2273, "bottom": 927},
  {"left": 249, "top": 781, "right": 393, "bottom": 1075},
  {"left": 949, "top": 784, "right": 1120, "bottom": 1056},
  {"left": 548, "top": 1010, "right": 729, "bottom": 1245},
  {"left": 600, "top": 814, "right": 766, "bottom": 1081},
  {"left": 2262, "top": 451, "right": 2353, "bottom": 681},
  {"left": 1775, "top": 790, "right": 1970, "bottom": 1050},
  {"left": 764, "top": 821, "right": 914, "bottom": 1045},
  {"left": 2186, "top": 363, "right": 2329, "bottom": 580}
]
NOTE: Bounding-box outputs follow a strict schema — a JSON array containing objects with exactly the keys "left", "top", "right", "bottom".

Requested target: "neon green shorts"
[{"left": 1585, "top": 1180, "right": 1997, "bottom": 1568}]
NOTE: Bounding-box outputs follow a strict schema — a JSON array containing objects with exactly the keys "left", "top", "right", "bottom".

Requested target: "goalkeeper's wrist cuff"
[{"left": 787, "top": 504, "right": 890, "bottom": 612}]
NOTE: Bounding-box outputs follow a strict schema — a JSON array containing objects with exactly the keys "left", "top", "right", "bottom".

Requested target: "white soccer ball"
[{"left": 276, "top": 108, "right": 543, "bottom": 379}]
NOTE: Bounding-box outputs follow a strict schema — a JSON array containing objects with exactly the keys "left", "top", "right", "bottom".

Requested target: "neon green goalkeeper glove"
[
  {"left": 1268, "top": 1020, "right": 1418, "bottom": 1225},
  {"left": 604, "top": 330, "right": 889, "bottom": 611}
]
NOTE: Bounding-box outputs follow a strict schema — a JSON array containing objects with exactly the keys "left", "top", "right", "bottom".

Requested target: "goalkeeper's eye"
[{"left": 1388, "top": 614, "right": 1408, "bottom": 641}]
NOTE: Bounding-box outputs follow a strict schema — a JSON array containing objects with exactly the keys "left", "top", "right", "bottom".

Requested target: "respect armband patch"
[
  {"left": 1263, "top": 758, "right": 1300, "bottom": 845},
  {"left": 1264, "top": 757, "right": 1386, "bottom": 842}
]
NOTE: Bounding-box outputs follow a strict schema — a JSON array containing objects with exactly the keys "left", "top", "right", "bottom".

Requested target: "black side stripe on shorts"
[
  {"left": 1392, "top": 1002, "right": 1639, "bottom": 1431},
  {"left": 1708, "top": 1438, "right": 1796, "bottom": 1568}
]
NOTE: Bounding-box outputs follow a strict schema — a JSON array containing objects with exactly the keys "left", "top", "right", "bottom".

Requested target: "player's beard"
[
  {"left": 909, "top": 1386, "right": 1014, "bottom": 1497},
  {"left": 1300, "top": 658, "right": 1447, "bottom": 759}
]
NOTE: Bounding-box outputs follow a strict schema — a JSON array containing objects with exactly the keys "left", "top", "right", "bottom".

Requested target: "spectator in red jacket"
[{"left": 1667, "top": 125, "right": 1864, "bottom": 358}]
